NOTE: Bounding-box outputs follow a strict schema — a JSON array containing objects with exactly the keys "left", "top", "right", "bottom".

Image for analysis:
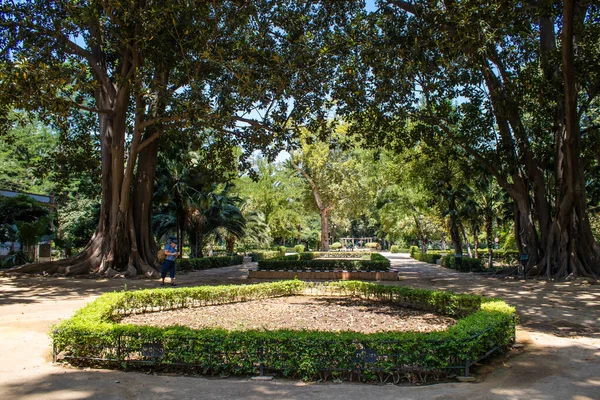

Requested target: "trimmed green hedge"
[
  {"left": 52, "top": 280, "right": 516, "bottom": 382},
  {"left": 390, "top": 246, "right": 410, "bottom": 253},
  {"left": 413, "top": 252, "right": 442, "bottom": 264},
  {"left": 176, "top": 256, "right": 243, "bottom": 271},
  {"left": 258, "top": 252, "right": 391, "bottom": 271},
  {"left": 441, "top": 255, "right": 485, "bottom": 272},
  {"left": 250, "top": 251, "right": 281, "bottom": 261}
]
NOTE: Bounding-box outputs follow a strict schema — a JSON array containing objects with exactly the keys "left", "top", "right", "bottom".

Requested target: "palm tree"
[
  {"left": 239, "top": 211, "right": 271, "bottom": 251},
  {"left": 188, "top": 185, "right": 246, "bottom": 257}
]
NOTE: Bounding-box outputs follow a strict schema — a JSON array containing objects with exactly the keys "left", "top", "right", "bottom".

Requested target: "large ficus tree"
[
  {"left": 342, "top": 0, "right": 600, "bottom": 278},
  {"left": 1, "top": 0, "right": 362, "bottom": 276}
]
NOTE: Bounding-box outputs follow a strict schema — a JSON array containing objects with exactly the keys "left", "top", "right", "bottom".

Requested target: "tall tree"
[
  {"left": 288, "top": 129, "right": 357, "bottom": 251},
  {"left": 1, "top": 0, "right": 363, "bottom": 276},
  {"left": 339, "top": 0, "right": 600, "bottom": 278}
]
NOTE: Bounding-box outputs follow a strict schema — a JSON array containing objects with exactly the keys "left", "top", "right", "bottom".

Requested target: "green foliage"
[
  {"left": 0, "top": 112, "right": 57, "bottom": 194},
  {"left": 409, "top": 246, "right": 419, "bottom": 258},
  {"left": 331, "top": 242, "right": 342, "bottom": 250},
  {"left": 1, "top": 250, "right": 29, "bottom": 268},
  {"left": 413, "top": 252, "right": 442, "bottom": 264},
  {"left": 57, "top": 198, "right": 100, "bottom": 249},
  {"left": 365, "top": 242, "right": 378, "bottom": 248},
  {"left": 390, "top": 246, "right": 410, "bottom": 253},
  {"left": 502, "top": 234, "right": 519, "bottom": 251},
  {"left": 250, "top": 251, "right": 281, "bottom": 262},
  {"left": 294, "top": 244, "right": 305, "bottom": 253},
  {"left": 479, "top": 250, "right": 519, "bottom": 266},
  {"left": 278, "top": 246, "right": 287, "bottom": 256},
  {"left": 441, "top": 255, "right": 485, "bottom": 272},
  {"left": 0, "top": 194, "right": 52, "bottom": 246},
  {"left": 258, "top": 253, "right": 390, "bottom": 272},
  {"left": 176, "top": 256, "right": 243, "bottom": 272},
  {"left": 52, "top": 281, "right": 515, "bottom": 381}
]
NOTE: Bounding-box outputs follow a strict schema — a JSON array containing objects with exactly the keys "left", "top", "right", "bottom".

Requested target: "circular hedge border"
[{"left": 52, "top": 280, "right": 516, "bottom": 382}]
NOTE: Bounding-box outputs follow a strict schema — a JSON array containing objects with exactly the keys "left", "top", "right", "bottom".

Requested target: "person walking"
[{"left": 161, "top": 238, "right": 180, "bottom": 286}]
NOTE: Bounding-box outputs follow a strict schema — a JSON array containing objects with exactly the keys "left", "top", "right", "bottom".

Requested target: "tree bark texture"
[{"left": 12, "top": 41, "right": 166, "bottom": 277}]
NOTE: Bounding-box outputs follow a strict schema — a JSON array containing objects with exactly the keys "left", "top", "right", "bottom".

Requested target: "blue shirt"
[{"left": 164, "top": 243, "right": 177, "bottom": 261}]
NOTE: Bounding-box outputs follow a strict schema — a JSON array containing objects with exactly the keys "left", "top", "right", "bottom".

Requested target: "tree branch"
[{"left": 387, "top": 0, "right": 417, "bottom": 14}]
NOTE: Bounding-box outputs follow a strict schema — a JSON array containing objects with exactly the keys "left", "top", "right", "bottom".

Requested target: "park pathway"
[{"left": 0, "top": 254, "right": 598, "bottom": 400}]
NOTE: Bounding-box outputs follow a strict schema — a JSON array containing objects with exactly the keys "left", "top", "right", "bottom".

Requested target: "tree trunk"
[
  {"left": 472, "top": 223, "right": 479, "bottom": 259},
  {"left": 448, "top": 214, "right": 462, "bottom": 255},
  {"left": 320, "top": 209, "right": 330, "bottom": 252},
  {"left": 530, "top": 0, "right": 600, "bottom": 278},
  {"left": 461, "top": 224, "right": 472, "bottom": 258},
  {"left": 290, "top": 158, "right": 332, "bottom": 252},
  {"left": 485, "top": 213, "right": 494, "bottom": 268},
  {"left": 414, "top": 215, "right": 427, "bottom": 253},
  {"left": 12, "top": 68, "right": 166, "bottom": 277}
]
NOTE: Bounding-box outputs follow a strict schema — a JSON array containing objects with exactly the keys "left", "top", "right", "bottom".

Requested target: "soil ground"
[
  {"left": 121, "top": 295, "right": 456, "bottom": 333},
  {"left": 0, "top": 252, "right": 599, "bottom": 400}
]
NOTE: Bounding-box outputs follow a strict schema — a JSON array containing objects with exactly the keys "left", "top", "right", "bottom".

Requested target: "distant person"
[{"left": 161, "top": 238, "right": 180, "bottom": 286}]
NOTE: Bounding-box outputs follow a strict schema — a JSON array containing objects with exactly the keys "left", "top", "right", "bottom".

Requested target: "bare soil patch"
[{"left": 120, "top": 295, "right": 456, "bottom": 334}]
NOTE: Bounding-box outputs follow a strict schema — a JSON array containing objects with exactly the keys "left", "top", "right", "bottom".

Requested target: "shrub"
[
  {"left": 390, "top": 245, "right": 408, "bottom": 253},
  {"left": 279, "top": 246, "right": 287, "bottom": 256},
  {"left": 441, "top": 255, "right": 485, "bottom": 272},
  {"left": 365, "top": 242, "right": 378, "bottom": 248},
  {"left": 413, "top": 252, "right": 441, "bottom": 264},
  {"left": 258, "top": 252, "right": 391, "bottom": 271},
  {"left": 52, "top": 280, "right": 516, "bottom": 382},
  {"left": 176, "top": 256, "right": 243, "bottom": 271},
  {"left": 294, "top": 244, "right": 305, "bottom": 253},
  {"left": 250, "top": 251, "right": 281, "bottom": 262},
  {"left": 331, "top": 242, "right": 342, "bottom": 250},
  {"left": 409, "top": 246, "right": 419, "bottom": 258}
]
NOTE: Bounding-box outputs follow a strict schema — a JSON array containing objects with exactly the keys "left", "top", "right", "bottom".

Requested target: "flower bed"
[{"left": 52, "top": 280, "right": 516, "bottom": 382}]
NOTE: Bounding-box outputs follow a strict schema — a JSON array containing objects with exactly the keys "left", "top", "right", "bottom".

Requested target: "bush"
[
  {"left": 294, "top": 244, "right": 305, "bottom": 253},
  {"left": 176, "top": 256, "right": 243, "bottom": 271},
  {"left": 481, "top": 250, "right": 519, "bottom": 266},
  {"left": 413, "top": 252, "right": 441, "bottom": 264},
  {"left": 331, "top": 242, "right": 342, "bottom": 250},
  {"left": 390, "top": 245, "right": 410, "bottom": 253},
  {"left": 409, "top": 246, "right": 419, "bottom": 258},
  {"left": 52, "top": 280, "right": 516, "bottom": 382},
  {"left": 365, "top": 242, "right": 378, "bottom": 248},
  {"left": 250, "top": 251, "right": 281, "bottom": 262},
  {"left": 279, "top": 246, "right": 287, "bottom": 256},
  {"left": 441, "top": 255, "right": 485, "bottom": 272},
  {"left": 258, "top": 252, "right": 391, "bottom": 271}
]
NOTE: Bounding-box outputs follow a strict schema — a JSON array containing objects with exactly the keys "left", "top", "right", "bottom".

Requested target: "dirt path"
[{"left": 0, "top": 255, "right": 599, "bottom": 400}]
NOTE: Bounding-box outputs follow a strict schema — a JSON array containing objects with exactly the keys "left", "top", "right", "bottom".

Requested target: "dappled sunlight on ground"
[
  {"left": 389, "top": 253, "right": 600, "bottom": 338},
  {"left": 1, "top": 255, "right": 599, "bottom": 399}
]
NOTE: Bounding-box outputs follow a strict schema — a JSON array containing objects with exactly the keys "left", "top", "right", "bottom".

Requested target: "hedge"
[
  {"left": 175, "top": 256, "right": 243, "bottom": 272},
  {"left": 250, "top": 251, "right": 281, "bottom": 261},
  {"left": 413, "top": 252, "right": 442, "bottom": 264},
  {"left": 390, "top": 246, "right": 410, "bottom": 253},
  {"left": 258, "top": 252, "right": 391, "bottom": 272},
  {"left": 409, "top": 246, "right": 419, "bottom": 257},
  {"left": 52, "top": 280, "right": 516, "bottom": 382},
  {"left": 410, "top": 249, "right": 519, "bottom": 269},
  {"left": 441, "top": 255, "right": 485, "bottom": 272}
]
